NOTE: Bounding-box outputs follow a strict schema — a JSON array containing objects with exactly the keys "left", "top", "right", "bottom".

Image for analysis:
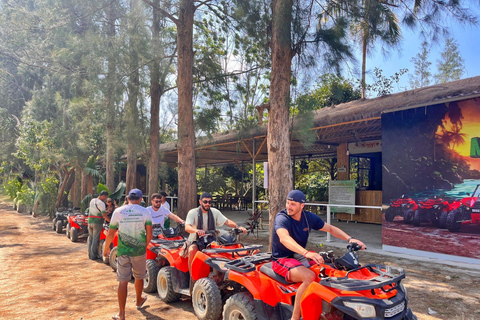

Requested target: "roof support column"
[
  {"left": 252, "top": 138, "right": 256, "bottom": 212},
  {"left": 337, "top": 142, "right": 350, "bottom": 180}
]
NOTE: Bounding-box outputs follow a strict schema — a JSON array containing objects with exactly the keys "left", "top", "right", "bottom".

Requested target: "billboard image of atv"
[
  {"left": 446, "top": 184, "right": 480, "bottom": 232},
  {"left": 412, "top": 196, "right": 451, "bottom": 228},
  {"left": 385, "top": 196, "right": 418, "bottom": 223}
]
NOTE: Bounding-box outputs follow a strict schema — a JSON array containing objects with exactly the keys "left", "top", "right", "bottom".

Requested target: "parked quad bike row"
[
  {"left": 385, "top": 184, "right": 480, "bottom": 232},
  {"left": 51, "top": 217, "right": 417, "bottom": 320}
]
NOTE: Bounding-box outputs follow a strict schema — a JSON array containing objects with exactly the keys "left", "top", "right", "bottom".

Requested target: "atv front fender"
[
  {"left": 300, "top": 282, "right": 338, "bottom": 320},
  {"left": 190, "top": 250, "right": 211, "bottom": 280}
]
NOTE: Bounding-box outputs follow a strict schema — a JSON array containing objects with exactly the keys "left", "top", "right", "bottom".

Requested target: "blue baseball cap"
[
  {"left": 287, "top": 190, "right": 306, "bottom": 203},
  {"left": 128, "top": 188, "right": 143, "bottom": 198}
]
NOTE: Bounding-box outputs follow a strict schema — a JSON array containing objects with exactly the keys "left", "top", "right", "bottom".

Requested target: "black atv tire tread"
[
  {"left": 52, "top": 219, "right": 57, "bottom": 231},
  {"left": 413, "top": 210, "right": 421, "bottom": 227},
  {"left": 403, "top": 209, "right": 414, "bottom": 224},
  {"left": 192, "top": 277, "right": 222, "bottom": 320},
  {"left": 385, "top": 207, "right": 396, "bottom": 222},
  {"left": 143, "top": 259, "right": 159, "bottom": 293},
  {"left": 223, "top": 292, "right": 257, "bottom": 320},
  {"left": 109, "top": 247, "right": 118, "bottom": 272},
  {"left": 70, "top": 227, "right": 78, "bottom": 242},
  {"left": 66, "top": 223, "right": 71, "bottom": 238},
  {"left": 438, "top": 211, "right": 448, "bottom": 229},
  {"left": 56, "top": 220, "right": 63, "bottom": 233},
  {"left": 446, "top": 210, "right": 462, "bottom": 232},
  {"left": 157, "top": 267, "right": 181, "bottom": 303}
]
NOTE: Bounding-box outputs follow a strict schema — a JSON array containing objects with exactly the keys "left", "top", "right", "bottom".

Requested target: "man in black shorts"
[{"left": 271, "top": 190, "right": 366, "bottom": 320}]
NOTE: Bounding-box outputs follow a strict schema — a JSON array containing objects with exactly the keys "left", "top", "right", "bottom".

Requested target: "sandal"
[
  {"left": 136, "top": 295, "right": 148, "bottom": 309},
  {"left": 112, "top": 314, "right": 125, "bottom": 320}
]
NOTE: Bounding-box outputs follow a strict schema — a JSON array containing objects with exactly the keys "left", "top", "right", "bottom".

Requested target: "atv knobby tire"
[
  {"left": 66, "top": 223, "right": 71, "bottom": 238},
  {"left": 70, "top": 227, "right": 78, "bottom": 242},
  {"left": 403, "top": 209, "right": 414, "bottom": 224},
  {"left": 52, "top": 219, "right": 57, "bottom": 231},
  {"left": 413, "top": 210, "right": 422, "bottom": 227},
  {"left": 223, "top": 292, "right": 257, "bottom": 320},
  {"left": 438, "top": 211, "right": 448, "bottom": 229},
  {"left": 192, "top": 277, "right": 222, "bottom": 320},
  {"left": 385, "top": 207, "right": 396, "bottom": 222},
  {"left": 56, "top": 220, "right": 63, "bottom": 233},
  {"left": 157, "top": 267, "right": 181, "bottom": 303},
  {"left": 143, "top": 259, "right": 159, "bottom": 293},
  {"left": 109, "top": 247, "right": 118, "bottom": 272},
  {"left": 446, "top": 210, "right": 462, "bottom": 232}
]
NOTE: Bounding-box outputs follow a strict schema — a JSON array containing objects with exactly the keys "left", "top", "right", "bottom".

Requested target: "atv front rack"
[
  {"left": 221, "top": 253, "right": 273, "bottom": 273},
  {"left": 320, "top": 264, "right": 405, "bottom": 292}
]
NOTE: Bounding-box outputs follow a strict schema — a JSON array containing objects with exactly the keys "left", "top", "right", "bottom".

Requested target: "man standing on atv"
[
  {"left": 184, "top": 192, "right": 247, "bottom": 272},
  {"left": 272, "top": 190, "right": 366, "bottom": 320},
  {"left": 87, "top": 190, "right": 109, "bottom": 260},
  {"left": 103, "top": 188, "right": 153, "bottom": 320},
  {"left": 147, "top": 193, "right": 184, "bottom": 237}
]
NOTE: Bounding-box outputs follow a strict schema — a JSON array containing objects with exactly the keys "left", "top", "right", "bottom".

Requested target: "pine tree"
[
  {"left": 435, "top": 38, "right": 465, "bottom": 84},
  {"left": 409, "top": 41, "right": 432, "bottom": 89}
]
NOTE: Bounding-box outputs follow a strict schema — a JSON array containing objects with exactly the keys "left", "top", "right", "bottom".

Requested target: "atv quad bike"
[
  {"left": 65, "top": 208, "right": 87, "bottom": 242},
  {"left": 151, "top": 228, "right": 262, "bottom": 320},
  {"left": 446, "top": 184, "right": 480, "bottom": 232},
  {"left": 52, "top": 207, "right": 71, "bottom": 234},
  {"left": 385, "top": 196, "right": 417, "bottom": 223},
  {"left": 412, "top": 196, "right": 450, "bottom": 227},
  {"left": 205, "top": 243, "right": 417, "bottom": 320}
]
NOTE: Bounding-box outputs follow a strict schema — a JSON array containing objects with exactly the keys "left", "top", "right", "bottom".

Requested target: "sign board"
[
  {"left": 348, "top": 140, "right": 382, "bottom": 155},
  {"left": 328, "top": 180, "right": 355, "bottom": 215}
]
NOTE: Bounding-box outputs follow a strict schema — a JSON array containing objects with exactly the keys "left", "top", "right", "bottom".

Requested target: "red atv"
[
  {"left": 143, "top": 223, "right": 186, "bottom": 293},
  {"left": 65, "top": 209, "right": 88, "bottom": 242},
  {"left": 194, "top": 243, "right": 417, "bottom": 320},
  {"left": 152, "top": 228, "right": 262, "bottom": 320},
  {"left": 385, "top": 196, "right": 418, "bottom": 223},
  {"left": 412, "top": 196, "right": 450, "bottom": 228},
  {"left": 446, "top": 184, "right": 480, "bottom": 232}
]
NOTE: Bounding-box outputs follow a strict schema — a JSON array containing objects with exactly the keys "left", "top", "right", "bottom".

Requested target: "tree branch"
[{"left": 142, "top": 0, "right": 179, "bottom": 25}]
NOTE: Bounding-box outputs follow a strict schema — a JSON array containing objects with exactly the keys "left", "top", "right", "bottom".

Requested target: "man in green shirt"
[
  {"left": 103, "top": 189, "right": 153, "bottom": 320},
  {"left": 87, "top": 190, "right": 109, "bottom": 260}
]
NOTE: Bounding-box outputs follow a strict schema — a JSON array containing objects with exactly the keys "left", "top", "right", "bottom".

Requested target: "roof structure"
[{"left": 158, "top": 76, "right": 480, "bottom": 167}]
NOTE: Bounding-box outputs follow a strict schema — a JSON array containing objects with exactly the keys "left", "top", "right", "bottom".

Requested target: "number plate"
[
  {"left": 472, "top": 209, "right": 480, "bottom": 213},
  {"left": 385, "top": 301, "right": 405, "bottom": 318}
]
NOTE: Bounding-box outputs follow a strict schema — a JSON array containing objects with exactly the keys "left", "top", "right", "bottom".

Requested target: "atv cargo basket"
[{"left": 320, "top": 264, "right": 405, "bottom": 292}]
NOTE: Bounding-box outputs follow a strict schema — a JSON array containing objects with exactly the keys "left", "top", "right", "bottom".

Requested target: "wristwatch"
[{"left": 347, "top": 236, "right": 353, "bottom": 242}]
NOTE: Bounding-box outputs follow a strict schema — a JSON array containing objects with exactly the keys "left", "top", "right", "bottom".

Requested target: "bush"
[{"left": 4, "top": 177, "right": 23, "bottom": 200}]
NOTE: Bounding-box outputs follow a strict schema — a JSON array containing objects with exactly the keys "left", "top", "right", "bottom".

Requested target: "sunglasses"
[
  {"left": 107, "top": 201, "right": 113, "bottom": 203},
  {"left": 153, "top": 200, "right": 161, "bottom": 203},
  {"left": 202, "top": 200, "right": 212, "bottom": 204}
]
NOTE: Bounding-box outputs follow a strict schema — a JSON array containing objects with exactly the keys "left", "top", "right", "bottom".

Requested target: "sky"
[{"left": 360, "top": 9, "right": 480, "bottom": 94}]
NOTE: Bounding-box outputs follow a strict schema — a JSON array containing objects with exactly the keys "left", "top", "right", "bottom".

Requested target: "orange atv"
[
  {"left": 151, "top": 228, "right": 262, "bottom": 320},
  {"left": 196, "top": 243, "right": 417, "bottom": 320}
]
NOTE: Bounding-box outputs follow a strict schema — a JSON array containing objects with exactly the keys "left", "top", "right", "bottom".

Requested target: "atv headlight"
[{"left": 344, "top": 302, "right": 376, "bottom": 318}]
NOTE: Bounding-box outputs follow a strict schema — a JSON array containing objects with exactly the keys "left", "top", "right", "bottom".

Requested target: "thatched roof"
[{"left": 158, "top": 76, "right": 480, "bottom": 167}]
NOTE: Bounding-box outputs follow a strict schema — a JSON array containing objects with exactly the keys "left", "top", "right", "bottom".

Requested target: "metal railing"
[{"left": 254, "top": 200, "right": 382, "bottom": 242}]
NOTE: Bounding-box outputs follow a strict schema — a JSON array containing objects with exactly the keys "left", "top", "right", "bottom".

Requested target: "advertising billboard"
[{"left": 382, "top": 98, "right": 480, "bottom": 260}]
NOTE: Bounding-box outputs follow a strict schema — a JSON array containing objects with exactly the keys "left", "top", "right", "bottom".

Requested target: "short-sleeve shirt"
[
  {"left": 271, "top": 209, "right": 325, "bottom": 259},
  {"left": 185, "top": 207, "right": 228, "bottom": 241},
  {"left": 109, "top": 204, "right": 152, "bottom": 257},
  {"left": 88, "top": 198, "right": 106, "bottom": 224},
  {"left": 161, "top": 201, "right": 171, "bottom": 212},
  {"left": 147, "top": 206, "right": 170, "bottom": 227}
]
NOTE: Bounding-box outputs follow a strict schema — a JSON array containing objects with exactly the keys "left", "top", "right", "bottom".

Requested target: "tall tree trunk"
[
  {"left": 81, "top": 169, "right": 88, "bottom": 200},
  {"left": 176, "top": 0, "right": 196, "bottom": 219},
  {"left": 268, "top": 0, "right": 293, "bottom": 245},
  {"left": 72, "top": 167, "right": 82, "bottom": 207},
  {"left": 56, "top": 166, "right": 74, "bottom": 208},
  {"left": 61, "top": 170, "right": 76, "bottom": 207},
  {"left": 105, "top": 1, "right": 117, "bottom": 192},
  {"left": 361, "top": 32, "right": 367, "bottom": 99},
  {"left": 148, "top": 0, "right": 161, "bottom": 198},
  {"left": 125, "top": 0, "right": 141, "bottom": 193}
]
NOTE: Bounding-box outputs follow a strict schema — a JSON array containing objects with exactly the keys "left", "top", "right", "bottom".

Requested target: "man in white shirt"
[
  {"left": 147, "top": 193, "right": 184, "bottom": 237},
  {"left": 87, "top": 190, "right": 109, "bottom": 260}
]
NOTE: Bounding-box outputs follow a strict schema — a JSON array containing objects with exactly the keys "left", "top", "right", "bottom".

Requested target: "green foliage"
[
  {"left": 109, "top": 181, "right": 126, "bottom": 202},
  {"left": 16, "top": 182, "right": 35, "bottom": 212},
  {"left": 37, "top": 175, "right": 59, "bottom": 215},
  {"left": 4, "top": 178, "right": 23, "bottom": 200},
  {"left": 366, "top": 68, "right": 408, "bottom": 97},
  {"left": 435, "top": 38, "right": 465, "bottom": 84},
  {"left": 97, "top": 183, "right": 108, "bottom": 195},
  {"left": 294, "top": 159, "right": 336, "bottom": 202},
  {"left": 409, "top": 41, "right": 432, "bottom": 89}
]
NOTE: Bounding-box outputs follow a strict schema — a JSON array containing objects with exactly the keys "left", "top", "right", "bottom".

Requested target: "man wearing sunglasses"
[
  {"left": 147, "top": 193, "right": 184, "bottom": 237},
  {"left": 185, "top": 192, "right": 247, "bottom": 272}
]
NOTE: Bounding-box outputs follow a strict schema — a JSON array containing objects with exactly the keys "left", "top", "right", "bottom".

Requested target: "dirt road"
[
  {"left": 0, "top": 200, "right": 195, "bottom": 320},
  {"left": 1, "top": 197, "right": 480, "bottom": 320}
]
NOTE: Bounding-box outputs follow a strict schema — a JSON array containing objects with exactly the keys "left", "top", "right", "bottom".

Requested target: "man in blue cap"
[
  {"left": 271, "top": 190, "right": 366, "bottom": 320},
  {"left": 103, "top": 188, "right": 152, "bottom": 320}
]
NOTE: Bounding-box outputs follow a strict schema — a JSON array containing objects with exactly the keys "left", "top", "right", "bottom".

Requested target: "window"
[{"left": 350, "top": 156, "right": 371, "bottom": 189}]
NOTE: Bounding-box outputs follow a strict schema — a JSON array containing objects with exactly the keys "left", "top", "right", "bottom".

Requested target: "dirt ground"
[{"left": 1, "top": 197, "right": 480, "bottom": 320}]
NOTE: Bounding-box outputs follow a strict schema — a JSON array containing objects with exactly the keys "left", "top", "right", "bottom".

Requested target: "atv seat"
[{"left": 259, "top": 262, "right": 291, "bottom": 285}]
